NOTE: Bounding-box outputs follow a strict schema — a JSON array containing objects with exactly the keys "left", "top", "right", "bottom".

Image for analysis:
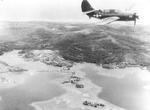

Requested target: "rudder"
[{"left": 81, "top": 0, "right": 94, "bottom": 12}]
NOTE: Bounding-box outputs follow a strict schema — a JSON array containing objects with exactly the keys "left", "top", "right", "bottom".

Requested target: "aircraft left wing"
[{"left": 100, "top": 17, "right": 120, "bottom": 24}]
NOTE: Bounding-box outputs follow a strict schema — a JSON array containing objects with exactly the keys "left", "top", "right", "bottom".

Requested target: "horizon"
[{"left": 0, "top": 0, "right": 150, "bottom": 25}]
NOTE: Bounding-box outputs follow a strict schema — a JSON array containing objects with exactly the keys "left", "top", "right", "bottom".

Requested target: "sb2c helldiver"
[{"left": 81, "top": 0, "right": 139, "bottom": 26}]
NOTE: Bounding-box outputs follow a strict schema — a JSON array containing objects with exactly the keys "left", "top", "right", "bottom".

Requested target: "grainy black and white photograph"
[{"left": 0, "top": 0, "right": 150, "bottom": 110}]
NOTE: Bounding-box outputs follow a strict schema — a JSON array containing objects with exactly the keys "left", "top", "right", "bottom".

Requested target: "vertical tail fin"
[{"left": 81, "top": 0, "right": 94, "bottom": 12}]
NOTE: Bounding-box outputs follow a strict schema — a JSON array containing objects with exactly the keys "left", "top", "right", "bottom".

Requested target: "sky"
[{"left": 0, "top": 0, "right": 150, "bottom": 24}]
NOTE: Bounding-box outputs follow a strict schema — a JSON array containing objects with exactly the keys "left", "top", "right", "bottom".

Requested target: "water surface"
[
  {"left": 81, "top": 64, "right": 150, "bottom": 110},
  {"left": 0, "top": 71, "right": 65, "bottom": 110}
]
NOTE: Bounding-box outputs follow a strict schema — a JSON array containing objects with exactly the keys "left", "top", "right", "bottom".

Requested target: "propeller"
[
  {"left": 133, "top": 13, "right": 139, "bottom": 27},
  {"left": 134, "top": 18, "right": 136, "bottom": 27}
]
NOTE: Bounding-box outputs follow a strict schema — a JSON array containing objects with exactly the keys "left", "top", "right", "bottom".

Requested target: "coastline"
[
  {"left": 31, "top": 63, "right": 126, "bottom": 110},
  {"left": 2, "top": 50, "right": 149, "bottom": 110},
  {"left": 0, "top": 50, "right": 149, "bottom": 110},
  {"left": 0, "top": 21, "right": 150, "bottom": 110}
]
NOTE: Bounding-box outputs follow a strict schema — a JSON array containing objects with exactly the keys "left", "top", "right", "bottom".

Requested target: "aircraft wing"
[
  {"left": 83, "top": 10, "right": 97, "bottom": 14},
  {"left": 100, "top": 17, "right": 120, "bottom": 24}
]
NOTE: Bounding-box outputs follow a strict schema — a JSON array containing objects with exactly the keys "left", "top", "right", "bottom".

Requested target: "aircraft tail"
[{"left": 81, "top": 0, "right": 94, "bottom": 12}]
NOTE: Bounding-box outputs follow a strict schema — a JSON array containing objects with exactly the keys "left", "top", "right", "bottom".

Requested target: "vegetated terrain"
[{"left": 0, "top": 22, "right": 150, "bottom": 68}]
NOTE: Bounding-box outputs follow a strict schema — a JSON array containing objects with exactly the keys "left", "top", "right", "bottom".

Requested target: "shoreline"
[
  {"left": 31, "top": 63, "right": 126, "bottom": 110},
  {"left": 0, "top": 50, "right": 149, "bottom": 110}
]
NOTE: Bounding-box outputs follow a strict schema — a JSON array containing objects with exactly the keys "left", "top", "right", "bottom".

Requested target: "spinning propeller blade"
[
  {"left": 134, "top": 19, "right": 136, "bottom": 27},
  {"left": 133, "top": 13, "right": 139, "bottom": 27}
]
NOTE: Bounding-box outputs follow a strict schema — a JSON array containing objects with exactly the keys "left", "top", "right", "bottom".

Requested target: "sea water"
[
  {"left": 0, "top": 51, "right": 65, "bottom": 110},
  {"left": 0, "top": 71, "right": 65, "bottom": 110},
  {"left": 81, "top": 64, "right": 150, "bottom": 110}
]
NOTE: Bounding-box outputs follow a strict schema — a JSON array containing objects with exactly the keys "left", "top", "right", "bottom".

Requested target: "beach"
[
  {"left": 0, "top": 50, "right": 126, "bottom": 110},
  {"left": 31, "top": 63, "right": 126, "bottom": 110}
]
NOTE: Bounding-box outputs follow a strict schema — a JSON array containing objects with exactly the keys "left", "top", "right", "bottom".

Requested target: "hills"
[{"left": 0, "top": 22, "right": 150, "bottom": 68}]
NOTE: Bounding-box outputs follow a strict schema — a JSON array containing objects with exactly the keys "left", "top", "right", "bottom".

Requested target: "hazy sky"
[{"left": 0, "top": 0, "right": 150, "bottom": 24}]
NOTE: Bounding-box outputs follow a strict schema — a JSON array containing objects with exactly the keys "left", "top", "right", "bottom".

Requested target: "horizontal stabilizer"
[{"left": 83, "top": 10, "right": 97, "bottom": 14}]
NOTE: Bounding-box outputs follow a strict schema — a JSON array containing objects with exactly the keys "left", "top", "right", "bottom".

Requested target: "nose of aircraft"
[{"left": 133, "top": 13, "right": 139, "bottom": 19}]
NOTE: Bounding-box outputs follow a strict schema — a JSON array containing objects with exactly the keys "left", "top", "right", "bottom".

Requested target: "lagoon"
[
  {"left": 0, "top": 71, "right": 65, "bottom": 110},
  {"left": 81, "top": 64, "right": 150, "bottom": 110}
]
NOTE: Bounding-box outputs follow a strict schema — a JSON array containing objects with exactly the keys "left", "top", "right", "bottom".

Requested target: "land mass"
[
  {"left": 0, "top": 22, "right": 150, "bottom": 69},
  {"left": 0, "top": 22, "right": 150, "bottom": 110}
]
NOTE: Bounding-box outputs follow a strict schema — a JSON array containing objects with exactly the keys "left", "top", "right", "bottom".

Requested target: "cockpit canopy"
[{"left": 102, "top": 9, "right": 122, "bottom": 14}]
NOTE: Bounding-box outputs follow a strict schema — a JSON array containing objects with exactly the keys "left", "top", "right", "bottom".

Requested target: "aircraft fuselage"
[
  {"left": 99, "top": 14, "right": 136, "bottom": 21},
  {"left": 87, "top": 9, "right": 137, "bottom": 21}
]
